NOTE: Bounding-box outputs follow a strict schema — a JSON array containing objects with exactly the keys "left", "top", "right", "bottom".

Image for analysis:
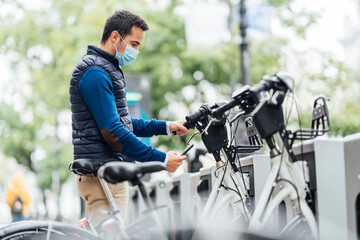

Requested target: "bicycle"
[
  {"left": 0, "top": 160, "right": 171, "bottom": 240},
  {"left": 180, "top": 99, "right": 264, "bottom": 238},
  {"left": 183, "top": 72, "right": 330, "bottom": 240}
]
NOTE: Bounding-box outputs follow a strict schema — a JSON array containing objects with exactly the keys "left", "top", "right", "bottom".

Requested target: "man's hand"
[
  {"left": 166, "top": 151, "right": 187, "bottom": 172},
  {"left": 169, "top": 120, "right": 191, "bottom": 136}
]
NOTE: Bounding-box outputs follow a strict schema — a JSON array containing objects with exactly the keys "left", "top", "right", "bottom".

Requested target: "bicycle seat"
[
  {"left": 98, "top": 161, "right": 166, "bottom": 184},
  {"left": 68, "top": 158, "right": 122, "bottom": 176}
]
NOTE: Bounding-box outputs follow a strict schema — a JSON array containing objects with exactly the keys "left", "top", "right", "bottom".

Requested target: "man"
[{"left": 69, "top": 10, "right": 190, "bottom": 226}]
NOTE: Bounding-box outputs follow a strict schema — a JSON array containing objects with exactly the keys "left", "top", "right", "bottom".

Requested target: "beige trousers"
[{"left": 76, "top": 175, "right": 129, "bottom": 226}]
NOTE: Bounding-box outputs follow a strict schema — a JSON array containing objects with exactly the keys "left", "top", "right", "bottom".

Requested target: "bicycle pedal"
[
  {"left": 78, "top": 218, "right": 98, "bottom": 234},
  {"left": 78, "top": 218, "right": 91, "bottom": 229}
]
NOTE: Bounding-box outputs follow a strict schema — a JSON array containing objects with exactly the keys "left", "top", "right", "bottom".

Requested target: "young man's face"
[{"left": 116, "top": 26, "right": 145, "bottom": 54}]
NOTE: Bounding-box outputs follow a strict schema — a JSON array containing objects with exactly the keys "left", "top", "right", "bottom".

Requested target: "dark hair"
[{"left": 100, "top": 10, "right": 149, "bottom": 44}]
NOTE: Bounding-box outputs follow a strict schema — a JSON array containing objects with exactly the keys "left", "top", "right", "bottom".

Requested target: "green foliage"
[
  {"left": 0, "top": 104, "right": 40, "bottom": 171},
  {"left": 36, "top": 141, "right": 73, "bottom": 190}
]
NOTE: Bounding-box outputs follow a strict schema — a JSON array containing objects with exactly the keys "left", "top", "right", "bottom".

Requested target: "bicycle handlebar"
[
  {"left": 184, "top": 72, "right": 295, "bottom": 128},
  {"left": 211, "top": 100, "right": 239, "bottom": 119}
]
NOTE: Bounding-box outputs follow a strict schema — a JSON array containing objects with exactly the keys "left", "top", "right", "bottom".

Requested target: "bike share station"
[
  {"left": 126, "top": 73, "right": 360, "bottom": 240},
  {"left": 125, "top": 136, "right": 360, "bottom": 240}
]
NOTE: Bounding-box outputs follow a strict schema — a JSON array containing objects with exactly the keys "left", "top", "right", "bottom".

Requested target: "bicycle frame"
[
  {"left": 97, "top": 177, "right": 130, "bottom": 239},
  {"left": 248, "top": 132, "right": 318, "bottom": 239},
  {"left": 97, "top": 176, "right": 169, "bottom": 240},
  {"left": 197, "top": 148, "right": 250, "bottom": 224},
  {"left": 191, "top": 118, "right": 257, "bottom": 239},
  {"left": 185, "top": 103, "right": 264, "bottom": 240}
]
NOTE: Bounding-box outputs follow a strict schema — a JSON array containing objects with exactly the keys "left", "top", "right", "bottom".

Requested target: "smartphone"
[{"left": 181, "top": 144, "right": 194, "bottom": 156}]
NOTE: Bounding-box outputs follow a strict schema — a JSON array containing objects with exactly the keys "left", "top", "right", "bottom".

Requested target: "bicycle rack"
[{"left": 289, "top": 96, "right": 331, "bottom": 146}]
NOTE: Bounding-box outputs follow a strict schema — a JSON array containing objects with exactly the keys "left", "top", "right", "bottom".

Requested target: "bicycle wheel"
[
  {"left": 0, "top": 220, "right": 101, "bottom": 240},
  {"left": 279, "top": 215, "right": 316, "bottom": 240}
]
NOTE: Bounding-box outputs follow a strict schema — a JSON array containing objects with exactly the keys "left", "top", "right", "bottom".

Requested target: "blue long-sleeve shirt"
[{"left": 78, "top": 67, "right": 168, "bottom": 163}]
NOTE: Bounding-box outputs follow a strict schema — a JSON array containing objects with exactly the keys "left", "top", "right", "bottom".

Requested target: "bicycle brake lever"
[
  {"left": 203, "top": 118, "right": 220, "bottom": 135},
  {"left": 229, "top": 110, "right": 246, "bottom": 124},
  {"left": 186, "top": 131, "right": 200, "bottom": 145}
]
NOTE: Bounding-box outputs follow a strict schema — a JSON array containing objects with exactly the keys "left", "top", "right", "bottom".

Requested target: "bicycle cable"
[
  {"left": 218, "top": 147, "right": 246, "bottom": 211},
  {"left": 220, "top": 182, "right": 250, "bottom": 223},
  {"left": 285, "top": 93, "right": 308, "bottom": 187},
  {"left": 218, "top": 145, "right": 250, "bottom": 221},
  {"left": 275, "top": 178, "right": 302, "bottom": 215},
  {"left": 284, "top": 92, "right": 295, "bottom": 127},
  {"left": 261, "top": 138, "right": 285, "bottom": 217},
  {"left": 227, "top": 117, "right": 250, "bottom": 195},
  {"left": 227, "top": 116, "right": 252, "bottom": 221},
  {"left": 266, "top": 93, "right": 304, "bottom": 217},
  {"left": 229, "top": 173, "right": 250, "bottom": 222},
  {"left": 293, "top": 95, "right": 313, "bottom": 201}
]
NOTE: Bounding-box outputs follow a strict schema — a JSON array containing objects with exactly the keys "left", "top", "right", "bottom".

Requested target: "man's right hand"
[{"left": 166, "top": 151, "right": 187, "bottom": 172}]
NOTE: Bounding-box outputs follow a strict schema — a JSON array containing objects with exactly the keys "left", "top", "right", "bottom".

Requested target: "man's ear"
[{"left": 110, "top": 31, "right": 119, "bottom": 44}]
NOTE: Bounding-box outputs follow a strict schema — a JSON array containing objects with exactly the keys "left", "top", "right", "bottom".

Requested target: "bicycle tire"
[
  {"left": 279, "top": 215, "right": 316, "bottom": 240},
  {"left": 0, "top": 220, "right": 101, "bottom": 240}
]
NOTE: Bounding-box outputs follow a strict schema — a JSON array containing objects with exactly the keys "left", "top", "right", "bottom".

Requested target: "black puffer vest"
[{"left": 69, "top": 45, "right": 133, "bottom": 159}]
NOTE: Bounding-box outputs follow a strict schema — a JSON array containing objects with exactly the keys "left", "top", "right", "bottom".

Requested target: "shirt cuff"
[
  {"left": 163, "top": 153, "right": 169, "bottom": 166},
  {"left": 166, "top": 121, "right": 171, "bottom": 135}
]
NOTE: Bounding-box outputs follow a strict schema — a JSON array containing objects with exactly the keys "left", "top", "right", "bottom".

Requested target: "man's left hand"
[{"left": 169, "top": 120, "right": 191, "bottom": 136}]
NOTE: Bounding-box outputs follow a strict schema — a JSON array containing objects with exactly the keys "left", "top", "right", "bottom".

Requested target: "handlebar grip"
[
  {"left": 212, "top": 100, "right": 237, "bottom": 119},
  {"left": 250, "top": 78, "right": 274, "bottom": 94},
  {"left": 173, "top": 122, "right": 193, "bottom": 135},
  {"left": 186, "top": 110, "right": 204, "bottom": 123},
  {"left": 250, "top": 83, "right": 267, "bottom": 95},
  {"left": 183, "top": 121, "right": 193, "bottom": 129}
]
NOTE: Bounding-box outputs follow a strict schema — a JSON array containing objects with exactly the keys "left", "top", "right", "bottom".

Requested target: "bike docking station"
[
  {"left": 154, "top": 179, "right": 175, "bottom": 238},
  {"left": 313, "top": 133, "right": 360, "bottom": 240},
  {"left": 121, "top": 135, "right": 360, "bottom": 240},
  {"left": 344, "top": 133, "right": 360, "bottom": 240},
  {"left": 288, "top": 133, "right": 360, "bottom": 240},
  {"left": 197, "top": 166, "right": 217, "bottom": 211},
  {"left": 172, "top": 167, "right": 215, "bottom": 240},
  {"left": 238, "top": 155, "right": 271, "bottom": 205}
]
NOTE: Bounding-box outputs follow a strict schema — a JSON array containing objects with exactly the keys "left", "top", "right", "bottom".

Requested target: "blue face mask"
[{"left": 114, "top": 35, "right": 139, "bottom": 67}]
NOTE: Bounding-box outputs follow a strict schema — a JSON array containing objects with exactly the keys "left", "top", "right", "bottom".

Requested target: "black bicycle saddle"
[
  {"left": 68, "top": 158, "right": 122, "bottom": 176},
  {"left": 97, "top": 161, "right": 166, "bottom": 184}
]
